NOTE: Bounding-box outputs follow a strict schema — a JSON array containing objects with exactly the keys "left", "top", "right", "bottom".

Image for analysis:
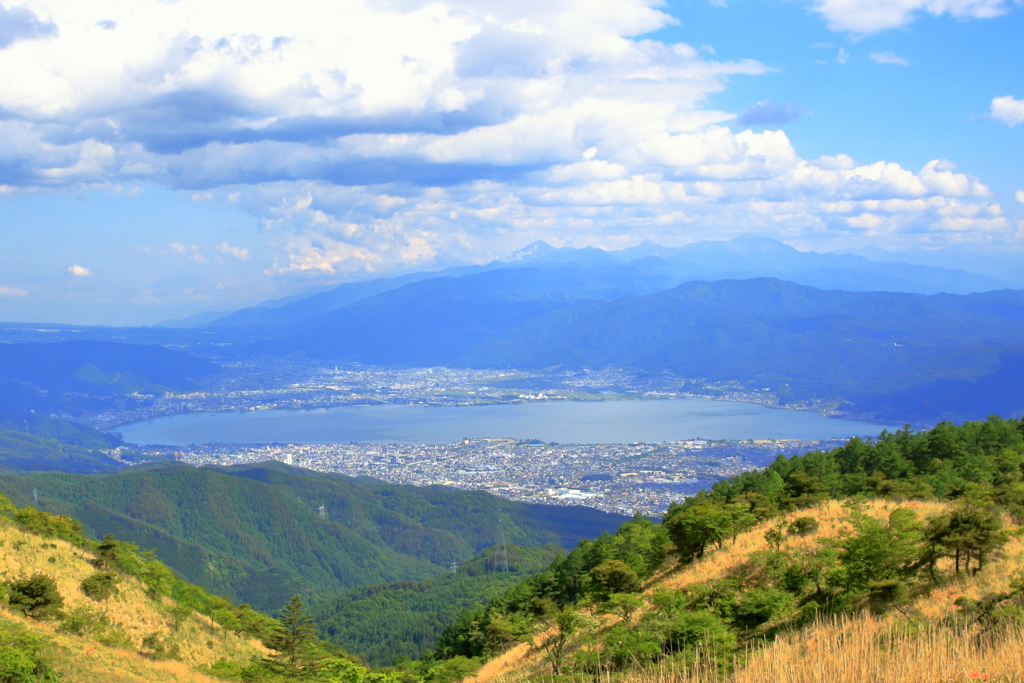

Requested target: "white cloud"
[
  {"left": 0, "top": 286, "right": 29, "bottom": 297},
  {"left": 870, "top": 52, "right": 910, "bottom": 66},
  {"left": 65, "top": 264, "right": 93, "bottom": 276},
  {"left": 1015, "top": 190, "right": 1024, "bottom": 204},
  {"left": 991, "top": 96, "right": 1024, "bottom": 127},
  {"left": 0, "top": 0, "right": 1013, "bottom": 280},
  {"left": 217, "top": 242, "right": 250, "bottom": 260},
  {"left": 813, "top": 0, "right": 1012, "bottom": 33}
]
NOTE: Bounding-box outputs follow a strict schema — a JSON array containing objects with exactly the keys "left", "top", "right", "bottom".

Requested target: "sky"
[{"left": 0, "top": 0, "right": 1021, "bottom": 325}]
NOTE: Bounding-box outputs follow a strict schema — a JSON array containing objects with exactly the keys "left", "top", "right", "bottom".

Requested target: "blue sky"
[{"left": 0, "top": 0, "right": 1021, "bottom": 325}]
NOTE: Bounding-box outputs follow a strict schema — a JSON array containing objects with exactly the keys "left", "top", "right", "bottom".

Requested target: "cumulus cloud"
[
  {"left": 813, "top": 0, "right": 1013, "bottom": 33},
  {"left": 0, "top": 0, "right": 1014, "bottom": 278},
  {"left": 991, "top": 96, "right": 1024, "bottom": 127},
  {"left": 65, "top": 264, "right": 93, "bottom": 277},
  {"left": 870, "top": 52, "right": 910, "bottom": 66},
  {"left": 733, "top": 100, "right": 804, "bottom": 127},
  {"left": 0, "top": 286, "right": 28, "bottom": 296},
  {"left": 0, "top": 3, "right": 57, "bottom": 48},
  {"left": 1016, "top": 190, "right": 1024, "bottom": 204},
  {"left": 217, "top": 242, "right": 249, "bottom": 260}
]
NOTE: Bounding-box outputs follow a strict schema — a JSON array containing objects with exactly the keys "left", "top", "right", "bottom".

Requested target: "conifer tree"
[{"left": 265, "top": 593, "right": 320, "bottom": 676}]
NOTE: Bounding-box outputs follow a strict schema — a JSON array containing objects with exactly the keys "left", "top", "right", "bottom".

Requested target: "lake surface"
[{"left": 117, "top": 398, "right": 896, "bottom": 445}]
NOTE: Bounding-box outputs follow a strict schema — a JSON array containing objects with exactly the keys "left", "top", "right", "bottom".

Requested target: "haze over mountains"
[
  {"left": 2, "top": 237, "right": 1023, "bottom": 426},
  {"left": 181, "top": 237, "right": 1016, "bottom": 331}
]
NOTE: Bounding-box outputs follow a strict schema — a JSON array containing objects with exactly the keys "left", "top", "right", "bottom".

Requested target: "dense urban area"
[
  {"left": 77, "top": 362, "right": 852, "bottom": 516},
  {"left": 123, "top": 437, "right": 846, "bottom": 517}
]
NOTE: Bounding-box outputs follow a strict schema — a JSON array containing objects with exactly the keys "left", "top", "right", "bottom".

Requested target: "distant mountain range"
[
  {"left": 174, "top": 236, "right": 1014, "bottom": 330},
  {"left": 3, "top": 237, "right": 1024, "bottom": 426},
  {"left": 246, "top": 276, "right": 1024, "bottom": 423}
]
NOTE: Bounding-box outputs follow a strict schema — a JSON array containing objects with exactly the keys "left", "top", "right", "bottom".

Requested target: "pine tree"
[{"left": 265, "top": 594, "right": 319, "bottom": 676}]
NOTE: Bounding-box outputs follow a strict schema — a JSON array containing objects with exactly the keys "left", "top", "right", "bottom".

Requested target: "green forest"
[
  {"left": 0, "top": 461, "right": 625, "bottom": 611},
  {"left": 311, "top": 544, "right": 563, "bottom": 666}
]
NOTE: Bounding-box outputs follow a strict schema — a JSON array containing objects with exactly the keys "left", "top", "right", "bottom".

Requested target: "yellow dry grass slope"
[
  {"left": 0, "top": 517, "right": 268, "bottom": 681},
  {"left": 482, "top": 499, "right": 1024, "bottom": 683}
]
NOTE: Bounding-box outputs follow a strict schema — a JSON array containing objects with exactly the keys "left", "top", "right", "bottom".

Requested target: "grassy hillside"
[
  {"left": 469, "top": 501, "right": 1024, "bottom": 683},
  {"left": 311, "top": 544, "right": 564, "bottom": 666},
  {"left": 0, "top": 462, "right": 627, "bottom": 612},
  {"left": 425, "top": 416, "right": 1024, "bottom": 683},
  {"left": 0, "top": 498, "right": 267, "bottom": 682}
]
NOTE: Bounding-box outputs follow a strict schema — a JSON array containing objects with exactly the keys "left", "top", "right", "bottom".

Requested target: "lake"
[{"left": 116, "top": 398, "right": 897, "bottom": 445}]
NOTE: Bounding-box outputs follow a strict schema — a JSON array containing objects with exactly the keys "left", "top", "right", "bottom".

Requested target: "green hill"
[
  {"left": 429, "top": 416, "right": 1024, "bottom": 682},
  {"left": 0, "top": 461, "right": 627, "bottom": 612},
  {"left": 310, "top": 543, "right": 563, "bottom": 666}
]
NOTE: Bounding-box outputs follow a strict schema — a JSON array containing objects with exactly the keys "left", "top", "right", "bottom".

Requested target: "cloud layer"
[
  {"left": 812, "top": 0, "right": 1013, "bottom": 33},
  {"left": 0, "top": 0, "right": 1016, "bottom": 280}
]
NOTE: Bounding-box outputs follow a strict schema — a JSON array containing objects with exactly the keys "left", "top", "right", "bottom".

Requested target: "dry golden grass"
[
  {"left": 484, "top": 499, "right": 1024, "bottom": 683},
  {"left": 0, "top": 517, "right": 268, "bottom": 680},
  {"left": 730, "top": 612, "right": 1024, "bottom": 683}
]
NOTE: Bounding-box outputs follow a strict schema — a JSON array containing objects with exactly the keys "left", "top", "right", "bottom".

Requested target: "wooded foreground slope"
[{"left": 424, "top": 417, "right": 1024, "bottom": 683}]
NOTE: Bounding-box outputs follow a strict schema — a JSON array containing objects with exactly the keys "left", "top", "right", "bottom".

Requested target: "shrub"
[
  {"left": 59, "top": 605, "right": 110, "bottom": 636},
  {"left": 197, "top": 659, "right": 246, "bottom": 681},
  {"left": 0, "top": 618, "right": 61, "bottom": 682},
  {"left": 80, "top": 572, "right": 120, "bottom": 601},
  {"left": 788, "top": 516, "right": 820, "bottom": 537},
  {"left": 5, "top": 574, "right": 64, "bottom": 620},
  {"left": 140, "top": 632, "right": 181, "bottom": 661},
  {"left": 662, "top": 610, "right": 737, "bottom": 672},
  {"left": 425, "top": 656, "right": 480, "bottom": 683},
  {"left": 732, "top": 587, "right": 793, "bottom": 629},
  {"left": 599, "top": 625, "right": 661, "bottom": 671}
]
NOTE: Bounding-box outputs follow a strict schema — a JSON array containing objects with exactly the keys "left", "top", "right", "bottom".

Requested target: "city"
[
  {"left": 81, "top": 361, "right": 842, "bottom": 431},
  {"left": 123, "top": 436, "right": 848, "bottom": 517}
]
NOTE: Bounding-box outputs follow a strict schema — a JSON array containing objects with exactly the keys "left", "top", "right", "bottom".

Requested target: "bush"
[
  {"left": 662, "top": 610, "right": 737, "bottom": 672},
  {"left": 140, "top": 632, "right": 181, "bottom": 661},
  {"left": 59, "top": 605, "right": 110, "bottom": 636},
  {"left": 425, "top": 656, "right": 480, "bottom": 683},
  {"left": 197, "top": 659, "right": 245, "bottom": 681},
  {"left": 787, "top": 516, "right": 820, "bottom": 537},
  {"left": 0, "top": 618, "right": 61, "bottom": 682},
  {"left": 5, "top": 575, "right": 64, "bottom": 620},
  {"left": 80, "top": 572, "right": 120, "bottom": 601},
  {"left": 599, "top": 625, "right": 661, "bottom": 671},
  {"left": 731, "top": 587, "right": 793, "bottom": 629}
]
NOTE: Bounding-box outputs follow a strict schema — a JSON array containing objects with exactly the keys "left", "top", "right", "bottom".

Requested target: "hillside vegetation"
[
  {"left": 311, "top": 544, "right": 564, "bottom": 666},
  {"left": 0, "top": 462, "right": 626, "bottom": 612},
  {"left": 424, "top": 417, "right": 1024, "bottom": 683}
]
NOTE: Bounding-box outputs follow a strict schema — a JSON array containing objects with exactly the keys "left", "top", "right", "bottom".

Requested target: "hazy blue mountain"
[
  {"left": 264, "top": 276, "right": 1024, "bottom": 423},
  {"left": 0, "top": 461, "right": 627, "bottom": 612},
  {"left": 0, "top": 340, "right": 221, "bottom": 417},
  {"left": 201, "top": 237, "right": 1010, "bottom": 332}
]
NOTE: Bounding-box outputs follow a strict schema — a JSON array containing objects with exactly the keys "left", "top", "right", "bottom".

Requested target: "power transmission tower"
[
  {"left": 498, "top": 518, "right": 509, "bottom": 573},
  {"left": 450, "top": 560, "right": 458, "bottom": 575},
  {"left": 317, "top": 504, "right": 326, "bottom": 520},
  {"left": 32, "top": 488, "right": 38, "bottom": 504}
]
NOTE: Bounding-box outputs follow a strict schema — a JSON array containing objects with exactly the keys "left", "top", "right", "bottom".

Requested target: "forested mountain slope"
[
  {"left": 311, "top": 544, "right": 564, "bottom": 666},
  {"left": 0, "top": 461, "right": 626, "bottom": 612},
  {"left": 423, "top": 417, "right": 1024, "bottom": 683}
]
